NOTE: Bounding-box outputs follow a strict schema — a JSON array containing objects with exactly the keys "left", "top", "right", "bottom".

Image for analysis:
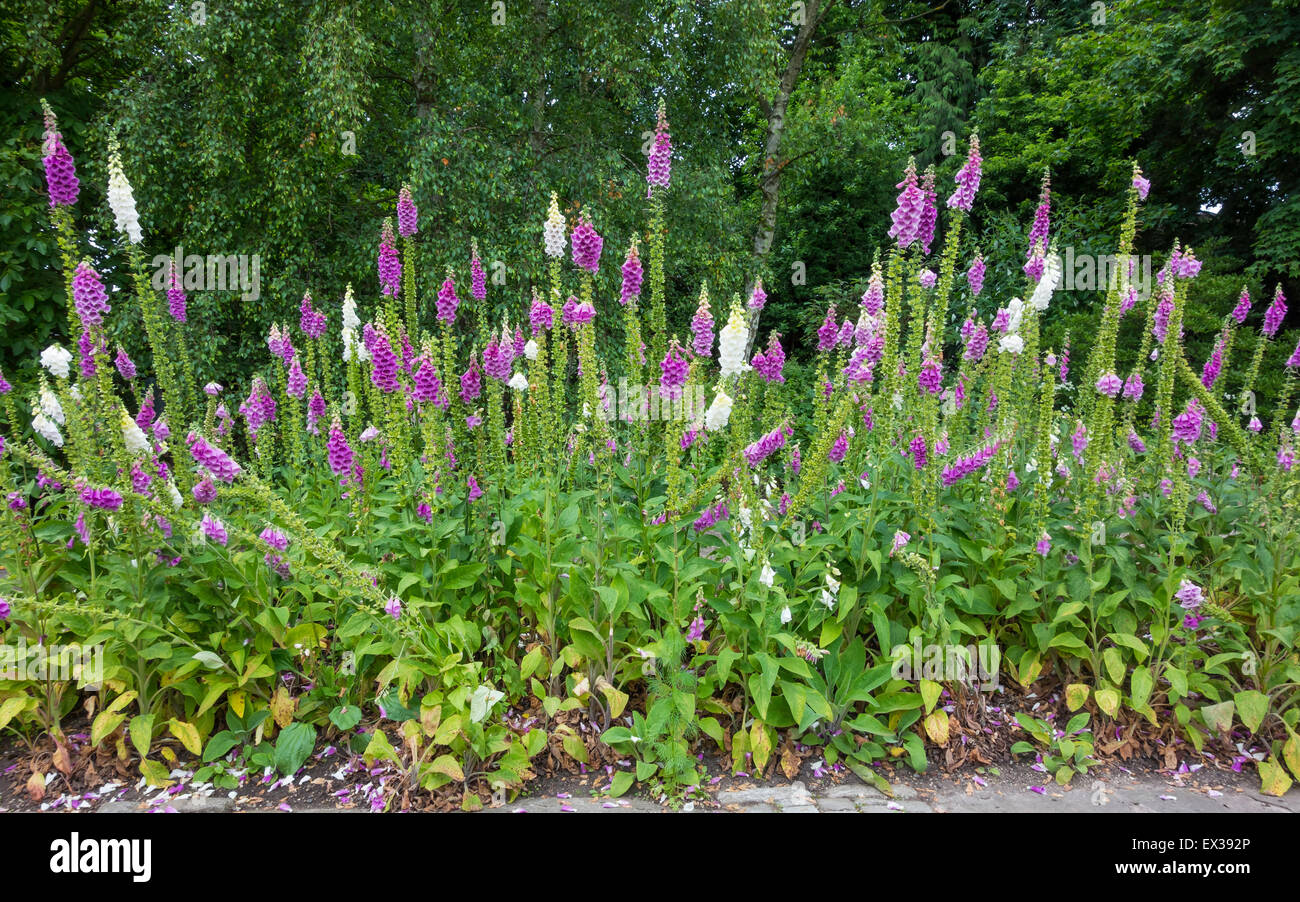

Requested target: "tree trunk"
[{"left": 745, "top": 0, "right": 831, "bottom": 356}]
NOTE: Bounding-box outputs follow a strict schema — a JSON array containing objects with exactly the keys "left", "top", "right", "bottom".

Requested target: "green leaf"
[
  {"left": 1130, "top": 666, "right": 1153, "bottom": 709},
  {"left": 129, "top": 714, "right": 155, "bottom": 758},
  {"left": 203, "top": 731, "right": 242, "bottom": 762},
  {"left": 273, "top": 723, "right": 317, "bottom": 776},
  {"left": 1234, "top": 690, "right": 1268, "bottom": 734},
  {"left": 1202, "top": 700, "right": 1235, "bottom": 733},
  {"left": 329, "top": 705, "right": 362, "bottom": 731},
  {"left": 609, "top": 770, "right": 635, "bottom": 797}
]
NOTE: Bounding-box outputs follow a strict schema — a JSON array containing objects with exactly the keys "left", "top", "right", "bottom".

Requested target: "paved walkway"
[{"left": 488, "top": 770, "right": 1300, "bottom": 814}]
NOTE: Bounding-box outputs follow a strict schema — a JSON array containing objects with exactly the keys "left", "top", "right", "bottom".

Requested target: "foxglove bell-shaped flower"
[
  {"left": 704, "top": 388, "right": 733, "bottom": 431},
  {"left": 717, "top": 302, "right": 748, "bottom": 379},
  {"left": 647, "top": 99, "right": 672, "bottom": 192},
  {"left": 377, "top": 219, "right": 401, "bottom": 297},
  {"left": 888, "top": 158, "right": 923, "bottom": 249},
  {"left": 167, "top": 263, "right": 187, "bottom": 323},
  {"left": 690, "top": 286, "right": 714, "bottom": 357},
  {"left": 106, "top": 137, "right": 142, "bottom": 243},
  {"left": 946, "top": 133, "right": 982, "bottom": 212},
  {"left": 72, "top": 262, "right": 111, "bottom": 328},
  {"left": 41, "top": 344, "right": 73, "bottom": 380},
  {"left": 1263, "top": 285, "right": 1287, "bottom": 338},
  {"left": 660, "top": 339, "right": 689, "bottom": 400},
  {"left": 543, "top": 192, "right": 566, "bottom": 258},
  {"left": 620, "top": 241, "right": 643, "bottom": 305},
  {"left": 570, "top": 212, "right": 603, "bottom": 273},
  {"left": 396, "top": 185, "right": 418, "bottom": 237},
  {"left": 40, "top": 101, "right": 79, "bottom": 207}
]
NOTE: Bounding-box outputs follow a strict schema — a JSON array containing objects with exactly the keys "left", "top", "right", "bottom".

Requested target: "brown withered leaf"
[
  {"left": 26, "top": 772, "right": 46, "bottom": 802},
  {"left": 52, "top": 744, "right": 73, "bottom": 776},
  {"left": 780, "top": 747, "right": 800, "bottom": 780}
]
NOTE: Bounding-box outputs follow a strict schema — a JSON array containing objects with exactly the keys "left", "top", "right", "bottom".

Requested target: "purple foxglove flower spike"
[
  {"left": 72, "top": 262, "right": 111, "bottom": 327},
  {"left": 888, "top": 158, "right": 923, "bottom": 250},
  {"left": 946, "top": 133, "right": 982, "bottom": 212},
  {"left": 41, "top": 102, "right": 80, "bottom": 207},
  {"left": 620, "top": 241, "right": 643, "bottom": 305},
  {"left": 167, "top": 263, "right": 188, "bottom": 322},
  {"left": 396, "top": 185, "right": 418, "bottom": 238},
  {"left": 377, "top": 220, "right": 401, "bottom": 297},
  {"left": 1263, "top": 285, "right": 1287, "bottom": 338},
  {"left": 647, "top": 100, "right": 672, "bottom": 192}
]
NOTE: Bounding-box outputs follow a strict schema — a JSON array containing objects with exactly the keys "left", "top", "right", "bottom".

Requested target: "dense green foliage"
[{"left": 3, "top": 1, "right": 1296, "bottom": 391}]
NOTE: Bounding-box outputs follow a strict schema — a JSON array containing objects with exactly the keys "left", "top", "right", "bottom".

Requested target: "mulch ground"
[{"left": 0, "top": 675, "right": 1277, "bottom": 813}]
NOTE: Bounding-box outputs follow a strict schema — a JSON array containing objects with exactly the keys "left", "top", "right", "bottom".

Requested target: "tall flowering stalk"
[{"left": 398, "top": 186, "right": 419, "bottom": 335}]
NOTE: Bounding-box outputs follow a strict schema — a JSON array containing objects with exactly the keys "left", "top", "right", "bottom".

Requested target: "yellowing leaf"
[
  {"left": 1094, "top": 688, "right": 1120, "bottom": 718},
  {"left": 1259, "top": 757, "right": 1293, "bottom": 797},
  {"left": 270, "top": 686, "right": 296, "bottom": 728},
  {"left": 91, "top": 710, "right": 127, "bottom": 748},
  {"left": 924, "top": 710, "right": 950, "bottom": 746},
  {"left": 430, "top": 754, "right": 465, "bottom": 782},
  {"left": 595, "top": 677, "right": 629, "bottom": 719},
  {"left": 750, "top": 721, "right": 773, "bottom": 774},
  {"left": 139, "top": 758, "right": 173, "bottom": 788},
  {"left": 168, "top": 719, "right": 203, "bottom": 756},
  {"left": 1065, "top": 684, "right": 1090, "bottom": 712},
  {"left": 919, "top": 679, "right": 942, "bottom": 714}
]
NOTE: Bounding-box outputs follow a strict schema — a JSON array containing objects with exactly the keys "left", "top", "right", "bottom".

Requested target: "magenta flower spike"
[
  {"left": 299, "top": 291, "right": 327, "bottom": 339},
  {"left": 1201, "top": 335, "right": 1225, "bottom": 388},
  {"left": 917, "top": 168, "right": 938, "bottom": 255},
  {"left": 690, "top": 291, "right": 714, "bottom": 357},
  {"left": 1263, "top": 285, "right": 1287, "bottom": 338},
  {"left": 397, "top": 185, "right": 419, "bottom": 238},
  {"left": 436, "top": 272, "right": 460, "bottom": 325},
  {"left": 660, "top": 339, "right": 689, "bottom": 400},
  {"left": 571, "top": 212, "right": 603, "bottom": 274},
  {"left": 167, "top": 263, "right": 188, "bottom": 323},
  {"left": 367, "top": 323, "right": 400, "bottom": 393},
  {"left": 471, "top": 246, "right": 487, "bottom": 301},
  {"left": 114, "top": 347, "right": 136, "bottom": 381},
  {"left": 888, "top": 158, "right": 923, "bottom": 250},
  {"left": 620, "top": 241, "right": 643, "bottom": 306},
  {"left": 946, "top": 133, "right": 982, "bottom": 212},
  {"left": 1230, "top": 288, "right": 1251, "bottom": 324},
  {"left": 816, "top": 304, "right": 839, "bottom": 353},
  {"left": 72, "top": 262, "right": 111, "bottom": 328},
  {"left": 187, "top": 431, "right": 242, "bottom": 483},
  {"left": 287, "top": 356, "right": 307, "bottom": 399},
  {"left": 326, "top": 416, "right": 354, "bottom": 478},
  {"left": 753, "top": 332, "right": 786, "bottom": 384},
  {"left": 647, "top": 100, "right": 672, "bottom": 193},
  {"left": 460, "top": 358, "right": 482, "bottom": 403},
  {"left": 749, "top": 279, "right": 767, "bottom": 313},
  {"left": 529, "top": 294, "right": 553, "bottom": 334},
  {"left": 41, "top": 102, "right": 80, "bottom": 207},
  {"left": 377, "top": 219, "right": 401, "bottom": 297},
  {"left": 967, "top": 253, "right": 985, "bottom": 296}
]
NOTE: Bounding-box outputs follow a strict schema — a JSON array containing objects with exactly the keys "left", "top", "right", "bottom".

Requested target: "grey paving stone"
[
  {"left": 779, "top": 804, "right": 820, "bottom": 813},
  {"left": 815, "top": 797, "right": 859, "bottom": 812}
]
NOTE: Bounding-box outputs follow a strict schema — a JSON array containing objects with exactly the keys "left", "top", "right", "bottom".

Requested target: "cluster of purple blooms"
[
  {"left": 692, "top": 500, "right": 729, "bottom": 533},
  {"left": 620, "top": 244, "right": 643, "bottom": 305},
  {"left": 570, "top": 214, "right": 603, "bottom": 273},
  {"left": 939, "top": 440, "right": 1004, "bottom": 487},
  {"left": 299, "top": 292, "right": 327, "bottom": 339},
  {"left": 188, "top": 432, "right": 241, "bottom": 482},
  {"left": 751, "top": 334, "right": 786, "bottom": 383},
  {"left": 744, "top": 425, "right": 791, "bottom": 468},
  {"left": 660, "top": 341, "right": 689, "bottom": 399},
  {"left": 377, "top": 220, "right": 401, "bottom": 297}
]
